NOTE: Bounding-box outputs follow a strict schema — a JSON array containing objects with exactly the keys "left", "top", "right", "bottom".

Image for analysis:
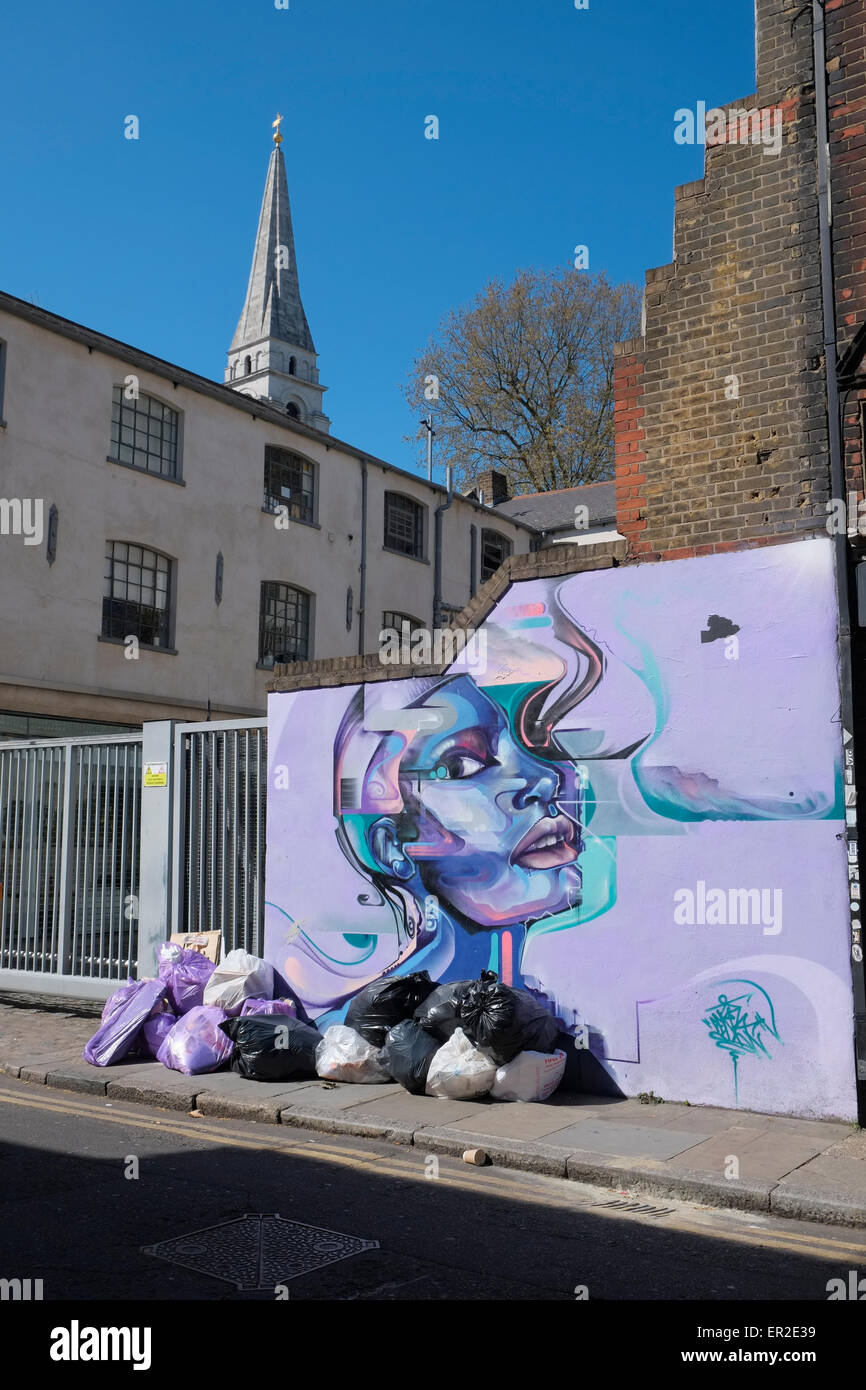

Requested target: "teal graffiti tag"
[{"left": 702, "top": 980, "right": 781, "bottom": 1101}]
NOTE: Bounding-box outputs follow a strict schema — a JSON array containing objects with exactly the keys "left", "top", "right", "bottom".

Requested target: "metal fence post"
[
  {"left": 138, "top": 721, "right": 175, "bottom": 978},
  {"left": 55, "top": 744, "right": 76, "bottom": 975}
]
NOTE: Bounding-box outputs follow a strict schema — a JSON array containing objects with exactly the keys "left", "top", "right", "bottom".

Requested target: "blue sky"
[{"left": 0, "top": 0, "right": 756, "bottom": 474}]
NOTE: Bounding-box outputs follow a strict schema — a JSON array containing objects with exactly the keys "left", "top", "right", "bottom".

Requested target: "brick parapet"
[{"left": 269, "top": 541, "right": 626, "bottom": 693}]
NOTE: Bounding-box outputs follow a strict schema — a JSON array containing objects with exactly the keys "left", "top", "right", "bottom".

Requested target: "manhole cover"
[{"left": 143, "top": 1213, "right": 379, "bottom": 1289}]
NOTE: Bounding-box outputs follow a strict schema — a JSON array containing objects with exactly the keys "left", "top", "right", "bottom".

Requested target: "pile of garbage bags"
[{"left": 83, "top": 951, "right": 567, "bottom": 1104}]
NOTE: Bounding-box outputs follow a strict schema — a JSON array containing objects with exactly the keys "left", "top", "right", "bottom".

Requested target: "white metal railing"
[
  {"left": 171, "top": 719, "right": 267, "bottom": 956},
  {"left": 0, "top": 735, "right": 142, "bottom": 983}
]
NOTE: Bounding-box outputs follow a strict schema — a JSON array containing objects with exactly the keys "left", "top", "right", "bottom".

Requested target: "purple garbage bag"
[
  {"left": 83, "top": 978, "right": 168, "bottom": 1067},
  {"left": 157, "top": 943, "right": 216, "bottom": 1015},
  {"left": 239, "top": 997, "right": 298, "bottom": 1018},
  {"left": 157, "top": 1005, "right": 233, "bottom": 1075},
  {"left": 101, "top": 979, "right": 141, "bottom": 1023},
  {"left": 140, "top": 1012, "right": 178, "bottom": 1059}
]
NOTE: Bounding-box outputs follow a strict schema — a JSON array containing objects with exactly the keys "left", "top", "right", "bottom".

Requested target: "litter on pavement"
[{"left": 82, "top": 949, "right": 568, "bottom": 1103}]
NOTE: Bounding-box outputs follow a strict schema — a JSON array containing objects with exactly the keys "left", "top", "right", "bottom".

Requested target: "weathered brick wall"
[
  {"left": 827, "top": 0, "right": 866, "bottom": 502},
  {"left": 615, "top": 1, "right": 829, "bottom": 561}
]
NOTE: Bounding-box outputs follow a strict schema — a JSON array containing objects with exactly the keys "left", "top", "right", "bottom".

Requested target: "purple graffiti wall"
[{"left": 266, "top": 537, "right": 857, "bottom": 1119}]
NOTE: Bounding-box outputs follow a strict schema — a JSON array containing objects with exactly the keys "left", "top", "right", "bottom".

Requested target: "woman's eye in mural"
[{"left": 432, "top": 749, "right": 495, "bottom": 780}]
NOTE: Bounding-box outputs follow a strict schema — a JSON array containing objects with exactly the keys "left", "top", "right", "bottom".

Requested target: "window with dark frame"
[
  {"left": 480, "top": 528, "right": 512, "bottom": 582},
  {"left": 263, "top": 445, "right": 315, "bottom": 522},
  {"left": 102, "top": 541, "right": 172, "bottom": 648},
  {"left": 382, "top": 610, "right": 424, "bottom": 634},
  {"left": 110, "top": 386, "right": 179, "bottom": 479},
  {"left": 384, "top": 492, "right": 425, "bottom": 558},
  {"left": 259, "top": 582, "right": 311, "bottom": 667}
]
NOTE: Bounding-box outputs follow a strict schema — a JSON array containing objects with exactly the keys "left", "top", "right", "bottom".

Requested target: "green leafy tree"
[{"left": 405, "top": 267, "right": 642, "bottom": 493}]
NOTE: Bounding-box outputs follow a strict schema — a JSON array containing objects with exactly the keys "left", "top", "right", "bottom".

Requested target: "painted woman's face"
[{"left": 390, "top": 677, "right": 582, "bottom": 929}]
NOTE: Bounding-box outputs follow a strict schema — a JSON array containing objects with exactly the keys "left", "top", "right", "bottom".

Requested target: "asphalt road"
[{"left": 0, "top": 1075, "right": 864, "bottom": 1307}]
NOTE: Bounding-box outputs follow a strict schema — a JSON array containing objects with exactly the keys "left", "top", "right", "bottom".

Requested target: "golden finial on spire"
[{"left": 272, "top": 113, "right": 283, "bottom": 147}]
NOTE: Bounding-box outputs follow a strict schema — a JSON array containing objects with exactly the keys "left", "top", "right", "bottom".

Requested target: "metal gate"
[
  {"left": 171, "top": 720, "right": 267, "bottom": 956},
  {"left": 0, "top": 735, "right": 142, "bottom": 986}
]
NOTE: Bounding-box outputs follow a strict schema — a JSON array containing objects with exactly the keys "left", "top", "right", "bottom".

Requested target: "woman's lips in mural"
[{"left": 511, "top": 815, "right": 577, "bottom": 870}]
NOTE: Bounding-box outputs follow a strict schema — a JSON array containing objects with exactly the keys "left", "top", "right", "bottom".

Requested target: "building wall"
[
  {"left": 0, "top": 301, "right": 530, "bottom": 726},
  {"left": 615, "top": 0, "right": 827, "bottom": 561},
  {"left": 266, "top": 538, "right": 855, "bottom": 1119}
]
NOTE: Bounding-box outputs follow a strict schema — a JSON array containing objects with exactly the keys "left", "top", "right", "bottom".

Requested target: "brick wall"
[
  {"left": 270, "top": 539, "right": 625, "bottom": 691},
  {"left": 827, "top": 0, "right": 866, "bottom": 503},
  {"left": 614, "top": 0, "right": 829, "bottom": 562}
]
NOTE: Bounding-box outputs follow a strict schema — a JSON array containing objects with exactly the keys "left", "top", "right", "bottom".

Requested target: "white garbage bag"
[
  {"left": 425, "top": 1027, "right": 497, "bottom": 1100},
  {"left": 490, "top": 1048, "right": 567, "bottom": 1103},
  {"left": 315, "top": 1025, "right": 392, "bottom": 1083},
  {"left": 202, "top": 947, "right": 273, "bottom": 1016}
]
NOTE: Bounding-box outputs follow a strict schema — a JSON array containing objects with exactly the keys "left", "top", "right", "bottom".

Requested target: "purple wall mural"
[{"left": 266, "top": 537, "right": 857, "bottom": 1119}]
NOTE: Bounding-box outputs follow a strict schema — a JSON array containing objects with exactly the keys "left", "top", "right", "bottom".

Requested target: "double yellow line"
[{"left": 1, "top": 1082, "right": 863, "bottom": 1265}]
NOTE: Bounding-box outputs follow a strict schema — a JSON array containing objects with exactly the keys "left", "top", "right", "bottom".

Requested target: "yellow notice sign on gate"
[{"left": 144, "top": 761, "right": 168, "bottom": 788}]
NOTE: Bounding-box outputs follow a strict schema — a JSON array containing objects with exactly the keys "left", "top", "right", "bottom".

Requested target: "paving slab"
[
  {"left": 574, "top": 1102, "right": 688, "bottom": 1130},
  {"left": 340, "top": 1092, "right": 490, "bottom": 1128},
  {"left": 824, "top": 1132, "right": 866, "bottom": 1160},
  {"left": 771, "top": 1156, "right": 866, "bottom": 1227},
  {"left": 756, "top": 1115, "right": 856, "bottom": 1143},
  {"left": 440, "top": 1103, "right": 597, "bottom": 1141},
  {"left": 278, "top": 1080, "right": 404, "bottom": 1114},
  {"left": 619, "top": 1104, "right": 751, "bottom": 1135},
  {"left": 666, "top": 1127, "right": 825, "bottom": 1180},
  {"left": 44, "top": 1062, "right": 110, "bottom": 1095},
  {"left": 525, "top": 1119, "right": 711, "bottom": 1161},
  {"left": 279, "top": 1104, "right": 417, "bottom": 1144}
]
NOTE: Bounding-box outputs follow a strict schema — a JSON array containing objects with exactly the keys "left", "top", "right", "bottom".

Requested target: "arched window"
[
  {"left": 259, "top": 581, "right": 312, "bottom": 667},
  {"left": 263, "top": 445, "right": 315, "bottom": 522},
  {"left": 244, "top": 355, "right": 252, "bottom": 376},
  {"left": 103, "top": 541, "right": 173, "bottom": 648},
  {"left": 286, "top": 402, "right": 300, "bottom": 420},
  {"left": 289, "top": 356, "right": 296, "bottom": 376}
]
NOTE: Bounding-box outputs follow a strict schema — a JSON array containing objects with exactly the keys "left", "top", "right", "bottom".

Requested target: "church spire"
[{"left": 226, "top": 119, "right": 329, "bottom": 432}]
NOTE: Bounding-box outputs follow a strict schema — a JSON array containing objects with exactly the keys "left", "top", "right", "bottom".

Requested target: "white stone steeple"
[{"left": 226, "top": 116, "right": 330, "bottom": 432}]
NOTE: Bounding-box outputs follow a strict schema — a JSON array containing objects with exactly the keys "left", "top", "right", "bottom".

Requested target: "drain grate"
[
  {"left": 591, "top": 1199, "right": 675, "bottom": 1218},
  {"left": 143, "top": 1213, "right": 379, "bottom": 1290}
]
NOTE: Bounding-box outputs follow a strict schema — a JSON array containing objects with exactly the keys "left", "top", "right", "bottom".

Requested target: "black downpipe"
[
  {"left": 469, "top": 523, "right": 477, "bottom": 599},
  {"left": 813, "top": 0, "right": 866, "bottom": 1118},
  {"left": 433, "top": 466, "right": 454, "bottom": 630},
  {"left": 358, "top": 456, "right": 367, "bottom": 655}
]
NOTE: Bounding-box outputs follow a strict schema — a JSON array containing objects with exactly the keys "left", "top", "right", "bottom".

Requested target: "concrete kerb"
[
  {"left": 279, "top": 1105, "right": 418, "bottom": 1145},
  {"left": 7, "top": 1063, "right": 866, "bottom": 1228},
  {"left": 565, "top": 1156, "right": 775, "bottom": 1216}
]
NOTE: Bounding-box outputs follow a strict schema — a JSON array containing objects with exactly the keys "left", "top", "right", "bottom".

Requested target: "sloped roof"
[{"left": 495, "top": 480, "right": 616, "bottom": 531}]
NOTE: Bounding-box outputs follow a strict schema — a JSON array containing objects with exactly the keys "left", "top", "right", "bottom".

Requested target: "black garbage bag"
[
  {"left": 458, "top": 978, "right": 559, "bottom": 1065},
  {"left": 414, "top": 978, "right": 478, "bottom": 1041},
  {"left": 383, "top": 1019, "right": 440, "bottom": 1095},
  {"left": 345, "top": 971, "right": 437, "bottom": 1048},
  {"left": 220, "top": 1015, "right": 320, "bottom": 1082}
]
